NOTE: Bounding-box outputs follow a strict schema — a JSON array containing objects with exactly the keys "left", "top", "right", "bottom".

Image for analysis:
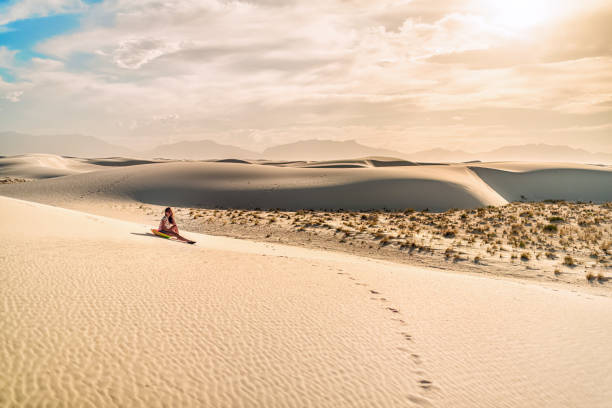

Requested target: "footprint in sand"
[{"left": 400, "top": 332, "right": 413, "bottom": 341}]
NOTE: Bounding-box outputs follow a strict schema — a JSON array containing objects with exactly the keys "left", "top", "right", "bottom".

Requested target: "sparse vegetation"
[
  {"left": 563, "top": 255, "right": 575, "bottom": 266},
  {"left": 543, "top": 224, "right": 558, "bottom": 233},
  {"left": 158, "top": 201, "right": 612, "bottom": 290},
  {"left": 443, "top": 229, "right": 456, "bottom": 238}
]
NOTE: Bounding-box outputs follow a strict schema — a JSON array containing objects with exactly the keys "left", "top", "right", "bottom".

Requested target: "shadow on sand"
[{"left": 130, "top": 232, "right": 158, "bottom": 238}]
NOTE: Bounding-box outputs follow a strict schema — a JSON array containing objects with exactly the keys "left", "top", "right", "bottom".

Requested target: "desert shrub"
[
  {"left": 563, "top": 255, "right": 575, "bottom": 266},
  {"left": 548, "top": 216, "right": 564, "bottom": 223},
  {"left": 520, "top": 252, "right": 530, "bottom": 261},
  {"left": 443, "top": 229, "right": 456, "bottom": 238},
  {"left": 543, "top": 224, "right": 558, "bottom": 233}
]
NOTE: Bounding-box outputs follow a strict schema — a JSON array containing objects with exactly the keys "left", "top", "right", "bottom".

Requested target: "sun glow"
[{"left": 480, "top": 0, "right": 557, "bottom": 31}]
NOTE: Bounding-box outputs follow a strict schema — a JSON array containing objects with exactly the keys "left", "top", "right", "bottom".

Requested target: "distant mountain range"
[
  {"left": 0, "top": 131, "right": 133, "bottom": 158},
  {"left": 142, "top": 140, "right": 258, "bottom": 160},
  {"left": 261, "top": 139, "right": 404, "bottom": 161},
  {"left": 1, "top": 132, "right": 611, "bottom": 164},
  {"left": 405, "top": 144, "right": 612, "bottom": 164}
]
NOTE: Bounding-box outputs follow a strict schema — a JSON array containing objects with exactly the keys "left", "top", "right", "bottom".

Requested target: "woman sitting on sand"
[{"left": 159, "top": 207, "right": 196, "bottom": 244}]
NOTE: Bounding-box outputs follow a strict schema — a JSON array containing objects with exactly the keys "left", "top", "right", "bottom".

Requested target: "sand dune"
[
  {"left": 0, "top": 160, "right": 507, "bottom": 211},
  {"left": 0, "top": 155, "right": 610, "bottom": 212},
  {"left": 470, "top": 162, "right": 612, "bottom": 202},
  {"left": 1, "top": 195, "right": 611, "bottom": 407},
  {"left": 0, "top": 154, "right": 161, "bottom": 179},
  {"left": 0, "top": 154, "right": 101, "bottom": 179},
  {"left": 279, "top": 157, "right": 421, "bottom": 168}
]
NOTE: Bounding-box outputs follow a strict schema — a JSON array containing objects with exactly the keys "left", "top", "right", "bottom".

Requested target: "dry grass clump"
[
  {"left": 443, "top": 229, "right": 456, "bottom": 238},
  {"left": 563, "top": 255, "right": 576, "bottom": 266},
  {"left": 0, "top": 176, "right": 32, "bottom": 184},
  {"left": 444, "top": 247, "right": 454, "bottom": 258},
  {"left": 520, "top": 252, "right": 531, "bottom": 261},
  {"left": 543, "top": 224, "right": 558, "bottom": 233}
]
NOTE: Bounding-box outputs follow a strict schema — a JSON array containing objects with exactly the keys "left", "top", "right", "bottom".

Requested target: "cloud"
[
  {"left": 427, "top": 7, "right": 612, "bottom": 68},
  {"left": 4, "top": 90, "right": 23, "bottom": 102},
  {"left": 0, "top": 46, "right": 17, "bottom": 67},
  {"left": 2, "top": 0, "right": 611, "bottom": 153},
  {"left": 112, "top": 38, "right": 182, "bottom": 69},
  {"left": 0, "top": 0, "right": 87, "bottom": 26}
]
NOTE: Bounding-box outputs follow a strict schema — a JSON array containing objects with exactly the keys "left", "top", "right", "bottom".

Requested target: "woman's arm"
[{"left": 159, "top": 218, "right": 165, "bottom": 230}]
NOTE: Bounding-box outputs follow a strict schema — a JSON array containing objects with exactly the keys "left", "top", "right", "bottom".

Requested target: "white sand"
[
  {"left": 1, "top": 195, "right": 611, "bottom": 407},
  {"left": 0, "top": 153, "right": 101, "bottom": 179},
  {"left": 1, "top": 155, "right": 610, "bottom": 212},
  {"left": 470, "top": 162, "right": 612, "bottom": 202},
  {"left": 0, "top": 154, "right": 160, "bottom": 179}
]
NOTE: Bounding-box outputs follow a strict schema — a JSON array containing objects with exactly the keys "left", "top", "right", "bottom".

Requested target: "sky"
[{"left": 0, "top": 0, "right": 611, "bottom": 153}]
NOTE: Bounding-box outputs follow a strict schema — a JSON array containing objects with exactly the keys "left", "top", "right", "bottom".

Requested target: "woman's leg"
[{"left": 161, "top": 229, "right": 190, "bottom": 242}]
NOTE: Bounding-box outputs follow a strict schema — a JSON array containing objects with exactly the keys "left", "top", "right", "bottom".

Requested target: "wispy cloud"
[
  {"left": 0, "top": 0, "right": 87, "bottom": 26},
  {"left": 3, "top": 90, "right": 23, "bottom": 102}
]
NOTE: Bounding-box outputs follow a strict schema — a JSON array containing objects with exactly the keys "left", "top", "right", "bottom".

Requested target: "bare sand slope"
[
  {"left": 0, "top": 154, "right": 101, "bottom": 179},
  {"left": 0, "top": 159, "right": 610, "bottom": 212},
  {"left": 0, "top": 154, "right": 159, "bottom": 179},
  {"left": 0, "top": 161, "right": 506, "bottom": 211},
  {"left": 1, "top": 196, "right": 611, "bottom": 407},
  {"left": 470, "top": 162, "right": 612, "bottom": 202},
  {"left": 275, "top": 157, "right": 420, "bottom": 168}
]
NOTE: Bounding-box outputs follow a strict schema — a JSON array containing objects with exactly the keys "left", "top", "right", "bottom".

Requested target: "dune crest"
[
  {"left": 0, "top": 160, "right": 507, "bottom": 211},
  {"left": 0, "top": 155, "right": 610, "bottom": 211}
]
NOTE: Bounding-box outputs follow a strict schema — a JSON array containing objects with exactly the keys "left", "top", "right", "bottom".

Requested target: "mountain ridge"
[{"left": 1, "top": 132, "right": 610, "bottom": 164}]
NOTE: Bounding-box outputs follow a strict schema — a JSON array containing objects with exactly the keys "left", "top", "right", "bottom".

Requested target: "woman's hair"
[{"left": 165, "top": 207, "right": 174, "bottom": 225}]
